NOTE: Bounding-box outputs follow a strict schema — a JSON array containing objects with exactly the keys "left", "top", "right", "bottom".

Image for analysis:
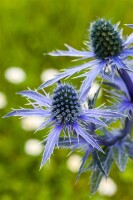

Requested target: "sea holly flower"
[
  {"left": 4, "top": 83, "right": 123, "bottom": 168},
  {"left": 39, "top": 19, "right": 133, "bottom": 100}
]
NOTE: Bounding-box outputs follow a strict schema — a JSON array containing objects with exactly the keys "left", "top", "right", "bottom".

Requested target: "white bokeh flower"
[
  {"left": 21, "top": 116, "right": 44, "bottom": 131},
  {"left": 98, "top": 177, "right": 117, "bottom": 196},
  {"left": 5, "top": 67, "right": 26, "bottom": 84},
  {"left": 24, "top": 139, "right": 43, "bottom": 156},
  {"left": 66, "top": 154, "right": 82, "bottom": 173},
  {"left": 40, "top": 68, "right": 59, "bottom": 82}
]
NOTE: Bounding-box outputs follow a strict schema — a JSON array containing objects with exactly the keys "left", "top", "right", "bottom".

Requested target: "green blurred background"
[{"left": 1, "top": 0, "right": 133, "bottom": 199}]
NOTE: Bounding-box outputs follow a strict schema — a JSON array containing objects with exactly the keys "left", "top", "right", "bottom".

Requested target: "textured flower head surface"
[
  {"left": 90, "top": 19, "right": 123, "bottom": 59},
  {"left": 4, "top": 83, "right": 123, "bottom": 168},
  {"left": 39, "top": 18, "right": 133, "bottom": 101}
]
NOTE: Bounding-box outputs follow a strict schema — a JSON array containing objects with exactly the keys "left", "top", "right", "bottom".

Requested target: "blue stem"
[
  {"left": 118, "top": 68, "right": 133, "bottom": 101},
  {"left": 99, "top": 117, "right": 132, "bottom": 147}
]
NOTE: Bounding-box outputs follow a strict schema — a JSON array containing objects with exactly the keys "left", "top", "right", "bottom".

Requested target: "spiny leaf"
[
  {"left": 92, "top": 151, "right": 107, "bottom": 177},
  {"left": 76, "top": 148, "right": 92, "bottom": 182},
  {"left": 126, "top": 140, "right": 133, "bottom": 159},
  {"left": 113, "top": 145, "right": 128, "bottom": 172},
  {"left": 90, "top": 148, "right": 113, "bottom": 195}
]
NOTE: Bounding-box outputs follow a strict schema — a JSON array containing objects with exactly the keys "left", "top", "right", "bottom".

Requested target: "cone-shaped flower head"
[
  {"left": 90, "top": 19, "right": 123, "bottom": 59},
  {"left": 51, "top": 84, "right": 81, "bottom": 125}
]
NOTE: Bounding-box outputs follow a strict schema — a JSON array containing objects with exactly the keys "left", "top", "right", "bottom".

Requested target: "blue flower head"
[
  {"left": 90, "top": 19, "right": 123, "bottom": 59},
  {"left": 51, "top": 84, "right": 81, "bottom": 125},
  {"left": 39, "top": 19, "right": 133, "bottom": 100},
  {"left": 4, "top": 83, "right": 122, "bottom": 168}
]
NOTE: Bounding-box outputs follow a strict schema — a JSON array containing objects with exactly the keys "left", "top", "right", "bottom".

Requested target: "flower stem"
[{"left": 117, "top": 68, "right": 133, "bottom": 101}]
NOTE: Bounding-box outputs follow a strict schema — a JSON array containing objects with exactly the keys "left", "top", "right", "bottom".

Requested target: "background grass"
[{"left": 1, "top": 0, "right": 133, "bottom": 199}]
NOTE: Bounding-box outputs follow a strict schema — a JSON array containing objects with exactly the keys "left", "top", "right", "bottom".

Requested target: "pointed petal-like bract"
[
  {"left": 40, "top": 125, "right": 62, "bottom": 168},
  {"left": 4, "top": 109, "right": 50, "bottom": 118},
  {"left": 124, "top": 33, "right": 133, "bottom": 47},
  {"left": 48, "top": 44, "right": 95, "bottom": 58},
  {"left": 17, "top": 90, "right": 52, "bottom": 107},
  {"left": 84, "top": 108, "right": 124, "bottom": 119},
  {"left": 38, "top": 60, "right": 99, "bottom": 89},
  {"left": 117, "top": 99, "right": 133, "bottom": 113},
  {"left": 121, "top": 48, "right": 133, "bottom": 57},
  {"left": 73, "top": 123, "right": 103, "bottom": 152},
  {"left": 103, "top": 74, "right": 130, "bottom": 98},
  {"left": 79, "top": 62, "right": 105, "bottom": 101},
  {"left": 112, "top": 56, "right": 130, "bottom": 71},
  {"left": 79, "top": 114, "right": 107, "bottom": 126},
  {"left": 34, "top": 118, "right": 54, "bottom": 133},
  {"left": 125, "top": 24, "right": 133, "bottom": 28},
  {"left": 57, "top": 137, "right": 87, "bottom": 149}
]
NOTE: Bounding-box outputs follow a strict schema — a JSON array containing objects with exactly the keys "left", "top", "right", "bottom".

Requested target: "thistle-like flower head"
[
  {"left": 39, "top": 18, "right": 133, "bottom": 101},
  {"left": 51, "top": 84, "right": 81, "bottom": 125},
  {"left": 4, "top": 83, "right": 123, "bottom": 168},
  {"left": 90, "top": 19, "right": 123, "bottom": 59}
]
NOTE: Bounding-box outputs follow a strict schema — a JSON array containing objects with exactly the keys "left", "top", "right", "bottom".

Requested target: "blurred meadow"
[{"left": 1, "top": 0, "right": 133, "bottom": 199}]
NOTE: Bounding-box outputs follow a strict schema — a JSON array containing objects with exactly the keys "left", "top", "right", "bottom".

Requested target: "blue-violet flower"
[
  {"left": 39, "top": 19, "right": 133, "bottom": 100},
  {"left": 4, "top": 83, "right": 122, "bottom": 168}
]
